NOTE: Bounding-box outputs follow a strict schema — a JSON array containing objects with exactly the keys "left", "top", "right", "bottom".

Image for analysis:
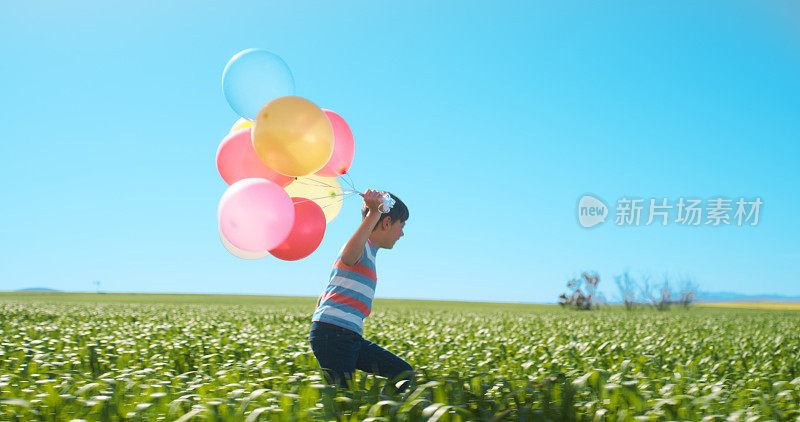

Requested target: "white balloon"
[{"left": 219, "top": 228, "right": 269, "bottom": 260}]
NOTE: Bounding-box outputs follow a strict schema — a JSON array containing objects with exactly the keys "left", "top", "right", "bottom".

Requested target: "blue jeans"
[{"left": 309, "top": 321, "right": 414, "bottom": 395}]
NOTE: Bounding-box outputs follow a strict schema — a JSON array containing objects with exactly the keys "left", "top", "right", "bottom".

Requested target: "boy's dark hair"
[{"left": 361, "top": 192, "right": 409, "bottom": 229}]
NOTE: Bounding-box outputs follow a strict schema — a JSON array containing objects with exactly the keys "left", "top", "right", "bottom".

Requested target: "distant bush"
[
  {"left": 559, "top": 272, "right": 605, "bottom": 310},
  {"left": 614, "top": 270, "right": 698, "bottom": 311}
]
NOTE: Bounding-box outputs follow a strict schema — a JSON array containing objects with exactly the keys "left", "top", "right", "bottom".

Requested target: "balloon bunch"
[{"left": 215, "top": 49, "right": 358, "bottom": 261}]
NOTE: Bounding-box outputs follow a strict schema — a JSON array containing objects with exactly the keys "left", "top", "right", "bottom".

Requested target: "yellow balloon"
[
  {"left": 230, "top": 117, "right": 252, "bottom": 133},
  {"left": 285, "top": 176, "right": 343, "bottom": 223},
  {"left": 251, "top": 96, "right": 334, "bottom": 177}
]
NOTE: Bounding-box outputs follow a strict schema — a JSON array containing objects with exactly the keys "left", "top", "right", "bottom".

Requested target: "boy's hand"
[{"left": 360, "top": 189, "right": 385, "bottom": 214}]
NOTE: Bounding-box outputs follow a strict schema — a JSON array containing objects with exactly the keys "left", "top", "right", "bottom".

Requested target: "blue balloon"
[{"left": 222, "top": 49, "right": 295, "bottom": 121}]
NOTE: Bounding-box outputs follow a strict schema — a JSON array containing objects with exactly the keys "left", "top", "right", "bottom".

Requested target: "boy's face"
[{"left": 377, "top": 217, "right": 405, "bottom": 249}]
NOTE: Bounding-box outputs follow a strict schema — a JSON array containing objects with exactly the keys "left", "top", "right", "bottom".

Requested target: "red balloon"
[
  {"left": 269, "top": 197, "right": 326, "bottom": 260},
  {"left": 216, "top": 128, "right": 295, "bottom": 187}
]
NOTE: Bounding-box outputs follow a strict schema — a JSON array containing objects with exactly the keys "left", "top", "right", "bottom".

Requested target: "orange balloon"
[{"left": 251, "top": 96, "right": 334, "bottom": 177}]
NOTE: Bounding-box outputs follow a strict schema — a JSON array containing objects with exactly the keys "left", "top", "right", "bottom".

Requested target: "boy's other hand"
[{"left": 360, "top": 189, "right": 385, "bottom": 214}]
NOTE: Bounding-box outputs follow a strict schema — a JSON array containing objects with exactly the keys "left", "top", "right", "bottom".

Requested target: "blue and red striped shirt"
[{"left": 312, "top": 239, "right": 378, "bottom": 334}]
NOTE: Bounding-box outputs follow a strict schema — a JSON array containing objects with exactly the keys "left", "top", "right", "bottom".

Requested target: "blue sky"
[{"left": 1, "top": 1, "right": 799, "bottom": 302}]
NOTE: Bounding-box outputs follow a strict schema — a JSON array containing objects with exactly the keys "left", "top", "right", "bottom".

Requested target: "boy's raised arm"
[{"left": 340, "top": 190, "right": 384, "bottom": 266}]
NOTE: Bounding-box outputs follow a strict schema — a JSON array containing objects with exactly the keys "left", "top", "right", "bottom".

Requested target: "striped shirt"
[{"left": 312, "top": 239, "right": 378, "bottom": 334}]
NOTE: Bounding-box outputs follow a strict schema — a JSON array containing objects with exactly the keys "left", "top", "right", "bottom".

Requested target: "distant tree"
[
  {"left": 641, "top": 274, "right": 672, "bottom": 311},
  {"left": 656, "top": 276, "right": 672, "bottom": 311},
  {"left": 612, "top": 271, "right": 699, "bottom": 311},
  {"left": 614, "top": 271, "right": 636, "bottom": 311},
  {"left": 678, "top": 276, "right": 698, "bottom": 308},
  {"left": 559, "top": 272, "right": 601, "bottom": 310},
  {"left": 649, "top": 273, "right": 702, "bottom": 310}
]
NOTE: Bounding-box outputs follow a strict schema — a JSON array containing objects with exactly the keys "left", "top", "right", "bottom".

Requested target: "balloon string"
[
  {"left": 287, "top": 174, "right": 366, "bottom": 209},
  {"left": 321, "top": 197, "right": 346, "bottom": 209},
  {"left": 292, "top": 176, "right": 360, "bottom": 194},
  {"left": 289, "top": 174, "right": 362, "bottom": 195},
  {"left": 292, "top": 178, "right": 345, "bottom": 190},
  {"left": 288, "top": 181, "right": 359, "bottom": 196},
  {"left": 293, "top": 179, "right": 336, "bottom": 188},
  {"left": 339, "top": 173, "right": 359, "bottom": 193},
  {"left": 290, "top": 192, "right": 356, "bottom": 207}
]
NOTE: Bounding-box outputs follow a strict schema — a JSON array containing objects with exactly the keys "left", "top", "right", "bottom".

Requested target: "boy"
[{"left": 309, "top": 189, "right": 413, "bottom": 396}]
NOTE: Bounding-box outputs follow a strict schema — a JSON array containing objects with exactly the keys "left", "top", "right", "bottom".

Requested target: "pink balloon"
[
  {"left": 218, "top": 178, "right": 295, "bottom": 252},
  {"left": 315, "top": 110, "right": 355, "bottom": 177},
  {"left": 216, "top": 128, "right": 295, "bottom": 187},
  {"left": 270, "top": 198, "right": 327, "bottom": 261}
]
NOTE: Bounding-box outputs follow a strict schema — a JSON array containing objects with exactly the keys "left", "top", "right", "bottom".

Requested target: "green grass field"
[{"left": 1, "top": 292, "right": 798, "bottom": 421}]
